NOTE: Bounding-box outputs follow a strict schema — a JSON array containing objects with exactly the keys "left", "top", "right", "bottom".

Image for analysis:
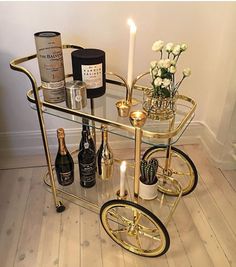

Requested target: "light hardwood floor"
[{"left": 0, "top": 144, "right": 235, "bottom": 267}]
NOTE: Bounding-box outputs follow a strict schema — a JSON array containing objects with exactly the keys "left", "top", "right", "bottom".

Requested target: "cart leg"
[
  {"left": 134, "top": 127, "right": 142, "bottom": 201},
  {"left": 10, "top": 61, "right": 64, "bottom": 213},
  {"left": 40, "top": 115, "right": 65, "bottom": 213},
  {"left": 164, "top": 117, "right": 176, "bottom": 173},
  {"left": 90, "top": 98, "right": 97, "bottom": 146},
  {"left": 32, "top": 87, "right": 65, "bottom": 213}
]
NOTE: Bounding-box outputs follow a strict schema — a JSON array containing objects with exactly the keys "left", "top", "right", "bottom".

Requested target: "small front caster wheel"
[
  {"left": 56, "top": 201, "right": 65, "bottom": 213},
  {"left": 100, "top": 199, "right": 170, "bottom": 257}
]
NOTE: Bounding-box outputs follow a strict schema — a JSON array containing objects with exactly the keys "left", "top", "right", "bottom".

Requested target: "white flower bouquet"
[{"left": 150, "top": 40, "right": 191, "bottom": 98}]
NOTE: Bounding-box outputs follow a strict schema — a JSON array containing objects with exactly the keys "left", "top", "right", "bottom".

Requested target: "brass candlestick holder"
[
  {"left": 116, "top": 189, "right": 128, "bottom": 200},
  {"left": 129, "top": 110, "right": 147, "bottom": 128},
  {"left": 116, "top": 99, "right": 131, "bottom": 117}
]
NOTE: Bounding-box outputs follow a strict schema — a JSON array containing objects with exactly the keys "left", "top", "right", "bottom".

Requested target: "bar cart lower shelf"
[
  {"left": 43, "top": 145, "right": 194, "bottom": 257},
  {"left": 10, "top": 44, "right": 198, "bottom": 257}
]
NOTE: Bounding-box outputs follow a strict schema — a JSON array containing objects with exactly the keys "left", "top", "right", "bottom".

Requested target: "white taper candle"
[
  {"left": 127, "top": 19, "right": 137, "bottom": 90},
  {"left": 120, "top": 161, "right": 127, "bottom": 197}
]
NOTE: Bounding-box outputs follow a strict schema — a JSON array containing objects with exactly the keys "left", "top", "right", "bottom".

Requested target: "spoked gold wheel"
[
  {"left": 100, "top": 200, "right": 170, "bottom": 257},
  {"left": 143, "top": 146, "right": 198, "bottom": 196}
]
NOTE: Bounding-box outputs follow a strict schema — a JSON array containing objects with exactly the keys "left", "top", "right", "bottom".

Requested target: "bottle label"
[
  {"left": 79, "top": 161, "right": 96, "bottom": 183},
  {"left": 82, "top": 64, "right": 102, "bottom": 89},
  {"left": 35, "top": 35, "right": 65, "bottom": 83},
  {"left": 42, "top": 86, "right": 65, "bottom": 103},
  {"left": 60, "top": 171, "right": 73, "bottom": 185},
  {"left": 35, "top": 33, "right": 65, "bottom": 103},
  {"left": 42, "top": 80, "right": 65, "bottom": 89},
  {"left": 84, "top": 142, "right": 89, "bottom": 149}
]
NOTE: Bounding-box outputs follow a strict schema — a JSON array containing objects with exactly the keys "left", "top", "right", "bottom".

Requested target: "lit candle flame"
[
  {"left": 127, "top": 18, "right": 137, "bottom": 33},
  {"left": 120, "top": 161, "right": 127, "bottom": 172}
]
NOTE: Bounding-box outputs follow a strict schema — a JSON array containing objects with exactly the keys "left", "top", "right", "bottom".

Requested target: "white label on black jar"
[{"left": 82, "top": 64, "right": 102, "bottom": 89}]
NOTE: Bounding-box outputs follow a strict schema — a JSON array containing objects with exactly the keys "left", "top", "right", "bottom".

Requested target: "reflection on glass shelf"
[{"left": 50, "top": 161, "right": 129, "bottom": 209}]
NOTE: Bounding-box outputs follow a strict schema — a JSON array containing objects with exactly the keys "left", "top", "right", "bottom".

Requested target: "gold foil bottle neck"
[
  {"left": 57, "top": 128, "right": 67, "bottom": 155},
  {"left": 57, "top": 128, "right": 65, "bottom": 139},
  {"left": 101, "top": 124, "right": 108, "bottom": 141}
]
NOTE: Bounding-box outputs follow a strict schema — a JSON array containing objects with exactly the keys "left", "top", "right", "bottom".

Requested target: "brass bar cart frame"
[{"left": 10, "top": 44, "right": 197, "bottom": 257}]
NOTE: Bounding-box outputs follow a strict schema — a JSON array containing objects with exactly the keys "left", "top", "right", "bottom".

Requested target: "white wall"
[{"left": 0, "top": 2, "right": 235, "bottom": 167}]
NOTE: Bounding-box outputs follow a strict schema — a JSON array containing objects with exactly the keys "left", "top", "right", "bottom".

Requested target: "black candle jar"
[{"left": 71, "top": 48, "right": 106, "bottom": 98}]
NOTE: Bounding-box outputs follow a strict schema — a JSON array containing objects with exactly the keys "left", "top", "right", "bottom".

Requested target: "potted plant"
[
  {"left": 143, "top": 40, "right": 191, "bottom": 120},
  {"left": 139, "top": 158, "right": 159, "bottom": 200}
]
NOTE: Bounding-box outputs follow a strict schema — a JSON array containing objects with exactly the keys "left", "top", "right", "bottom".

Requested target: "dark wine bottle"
[
  {"left": 79, "top": 118, "right": 96, "bottom": 151},
  {"left": 78, "top": 130, "right": 96, "bottom": 188},
  {"left": 55, "top": 128, "right": 74, "bottom": 186},
  {"left": 97, "top": 125, "right": 113, "bottom": 180}
]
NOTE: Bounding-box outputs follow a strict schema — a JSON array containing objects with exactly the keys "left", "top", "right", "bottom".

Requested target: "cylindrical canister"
[
  {"left": 71, "top": 48, "right": 106, "bottom": 99},
  {"left": 34, "top": 31, "right": 65, "bottom": 103},
  {"left": 65, "top": 81, "right": 87, "bottom": 110}
]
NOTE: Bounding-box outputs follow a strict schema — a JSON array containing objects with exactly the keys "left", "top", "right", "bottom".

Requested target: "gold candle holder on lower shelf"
[
  {"left": 116, "top": 99, "right": 131, "bottom": 117},
  {"left": 116, "top": 189, "right": 128, "bottom": 200}
]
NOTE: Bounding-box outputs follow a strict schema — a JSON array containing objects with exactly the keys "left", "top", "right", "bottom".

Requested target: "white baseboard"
[
  {"left": 197, "top": 122, "right": 236, "bottom": 170},
  {"left": 0, "top": 121, "right": 235, "bottom": 170}
]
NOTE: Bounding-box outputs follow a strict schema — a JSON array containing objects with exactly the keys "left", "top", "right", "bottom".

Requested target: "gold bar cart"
[{"left": 10, "top": 45, "right": 197, "bottom": 257}]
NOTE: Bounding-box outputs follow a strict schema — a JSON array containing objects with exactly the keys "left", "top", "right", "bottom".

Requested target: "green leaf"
[
  {"left": 161, "top": 87, "right": 171, "bottom": 97},
  {"left": 160, "top": 68, "right": 172, "bottom": 80}
]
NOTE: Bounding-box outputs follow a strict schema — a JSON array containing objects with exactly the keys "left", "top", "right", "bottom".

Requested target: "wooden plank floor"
[{"left": 0, "top": 144, "right": 235, "bottom": 267}]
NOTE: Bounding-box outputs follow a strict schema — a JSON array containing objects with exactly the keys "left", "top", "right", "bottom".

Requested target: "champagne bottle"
[
  {"left": 55, "top": 128, "right": 74, "bottom": 186},
  {"left": 97, "top": 125, "right": 114, "bottom": 180},
  {"left": 78, "top": 130, "right": 96, "bottom": 188}
]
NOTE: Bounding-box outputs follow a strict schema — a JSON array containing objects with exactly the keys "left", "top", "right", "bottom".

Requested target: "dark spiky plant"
[{"left": 140, "top": 158, "right": 158, "bottom": 185}]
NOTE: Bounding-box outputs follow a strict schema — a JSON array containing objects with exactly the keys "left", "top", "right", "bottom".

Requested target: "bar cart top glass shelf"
[
  {"left": 11, "top": 44, "right": 196, "bottom": 146},
  {"left": 26, "top": 75, "right": 196, "bottom": 147},
  {"left": 10, "top": 44, "right": 198, "bottom": 258}
]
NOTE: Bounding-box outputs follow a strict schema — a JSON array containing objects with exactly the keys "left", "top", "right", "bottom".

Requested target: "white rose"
[
  {"left": 163, "top": 59, "right": 171, "bottom": 68},
  {"left": 165, "top": 42, "right": 174, "bottom": 52},
  {"left": 152, "top": 68, "right": 159, "bottom": 76},
  {"left": 154, "top": 77, "right": 162, "bottom": 86},
  {"left": 180, "top": 43, "right": 187, "bottom": 51},
  {"left": 183, "top": 68, "right": 191, "bottom": 77},
  {"left": 150, "top": 60, "right": 157, "bottom": 68},
  {"left": 172, "top": 44, "right": 181, "bottom": 56},
  {"left": 149, "top": 67, "right": 152, "bottom": 75},
  {"left": 152, "top": 40, "right": 164, "bottom": 52},
  {"left": 157, "top": 59, "right": 165, "bottom": 68},
  {"left": 170, "top": 59, "right": 176, "bottom": 66},
  {"left": 163, "top": 78, "right": 171, "bottom": 87},
  {"left": 169, "top": 66, "right": 176, "bottom": 73},
  {"left": 158, "top": 69, "right": 162, "bottom": 76}
]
